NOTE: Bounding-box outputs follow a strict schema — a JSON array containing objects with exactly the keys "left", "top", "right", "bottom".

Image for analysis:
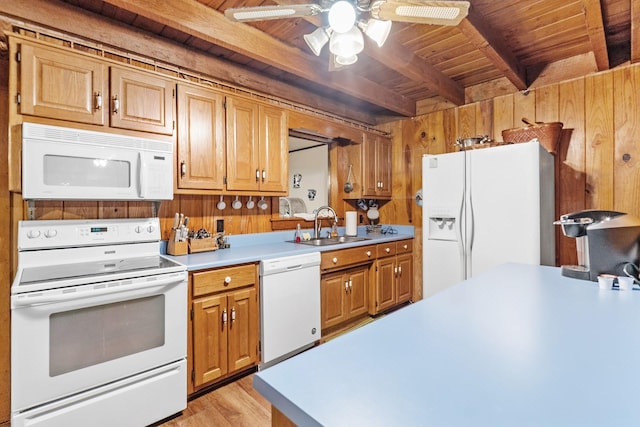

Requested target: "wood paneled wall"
[{"left": 380, "top": 62, "right": 640, "bottom": 300}]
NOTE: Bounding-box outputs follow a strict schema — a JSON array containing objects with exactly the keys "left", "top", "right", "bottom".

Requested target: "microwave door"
[
  {"left": 138, "top": 151, "right": 173, "bottom": 200},
  {"left": 22, "top": 138, "right": 137, "bottom": 200}
]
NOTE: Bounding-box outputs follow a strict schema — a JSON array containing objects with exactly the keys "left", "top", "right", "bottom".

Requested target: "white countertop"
[
  {"left": 254, "top": 263, "right": 640, "bottom": 427},
  {"left": 163, "top": 225, "right": 414, "bottom": 270}
]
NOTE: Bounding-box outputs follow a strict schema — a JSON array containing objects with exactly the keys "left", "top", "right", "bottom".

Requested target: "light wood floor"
[{"left": 157, "top": 374, "right": 271, "bottom": 427}]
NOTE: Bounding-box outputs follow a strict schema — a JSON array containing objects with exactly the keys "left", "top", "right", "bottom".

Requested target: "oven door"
[{"left": 11, "top": 271, "right": 187, "bottom": 412}]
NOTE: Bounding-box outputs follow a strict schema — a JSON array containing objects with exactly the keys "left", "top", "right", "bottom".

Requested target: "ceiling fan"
[{"left": 225, "top": 0, "right": 470, "bottom": 66}]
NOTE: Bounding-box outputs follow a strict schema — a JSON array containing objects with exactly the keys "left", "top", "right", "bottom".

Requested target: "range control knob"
[
  {"left": 44, "top": 229, "right": 58, "bottom": 238},
  {"left": 147, "top": 224, "right": 155, "bottom": 233},
  {"left": 27, "top": 229, "right": 41, "bottom": 239},
  {"left": 135, "top": 226, "right": 144, "bottom": 234}
]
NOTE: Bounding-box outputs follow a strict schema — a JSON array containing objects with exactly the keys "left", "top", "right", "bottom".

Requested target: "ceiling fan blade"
[
  {"left": 225, "top": 4, "right": 322, "bottom": 22},
  {"left": 371, "top": 0, "right": 470, "bottom": 26}
]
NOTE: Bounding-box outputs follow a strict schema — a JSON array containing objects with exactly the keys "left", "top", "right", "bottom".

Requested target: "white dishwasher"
[{"left": 259, "top": 252, "right": 321, "bottom": 369}]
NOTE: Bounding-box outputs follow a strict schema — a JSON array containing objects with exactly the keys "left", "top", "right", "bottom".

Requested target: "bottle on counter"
[
  {"left": 295, "top": 224, "right": 302, "bottom": 243},
  {"left": 330, "top": 222, "right": 338, "bottom": 238}
]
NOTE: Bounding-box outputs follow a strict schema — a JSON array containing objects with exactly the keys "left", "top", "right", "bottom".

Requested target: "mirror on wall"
[{"left": 279, "top": 136, "right": 329, "bottom": 218}]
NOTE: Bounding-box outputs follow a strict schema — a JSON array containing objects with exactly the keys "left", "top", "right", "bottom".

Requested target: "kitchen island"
[{"left": 254, "top": 263, "right": 640, "bottom": 426}]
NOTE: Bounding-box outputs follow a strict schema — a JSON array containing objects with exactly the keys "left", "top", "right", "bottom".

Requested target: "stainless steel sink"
[{"left": 289, "top": 236, "right": 371, "bottom": 246}]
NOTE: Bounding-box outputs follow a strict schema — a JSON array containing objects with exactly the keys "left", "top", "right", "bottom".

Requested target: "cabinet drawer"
[
  {"left": 321, "top": 245, "right": 375, "bottom": 271},
  {"left": 376, "top": 242, "right": 397, "bottom": 258},
  {"left": 193, "top": 264, "right": 256, "bottom": 297},
  {"left": 396, "top": 239, "right": 413, "bottom": 255}
]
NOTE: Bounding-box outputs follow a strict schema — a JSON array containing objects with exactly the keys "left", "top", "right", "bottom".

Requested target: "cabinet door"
[
  {"left": 110, "top": 67, "right": 175, "bottom": 135},
  {"left": 19, "top": 42, "right": 106, "bottom": 125},
  {"left": 376, "top": 136, "right": 393, "bottom": 198},
  {"left": 176, "top": 84, "right": 225, "bottom": 190},
  {"left": 361, "top": 136, "right": 378, "bottom": 197},
  {"left": 192, "top": 294, "right": 228, "bottom": 387},
  {"left": 374, "top": 257, "right": 396, "bottom": 313},
  {"left": 227, "top": 288, "right": 259, "bottom": 374},
  {"left": 258, "top": 104, "right": 288, "bottom": 192},
  {"left": 226, "top": 97, "right": 260, "bottom": 191},
  {"left": 396, "top": 253, "right": 413, "bottom": 304},
  {"left": 346, "top": 266, "right": 369, "bottom": 319},
  {"left": 321, "top": 272, "right": 349, "bottom": 330}
]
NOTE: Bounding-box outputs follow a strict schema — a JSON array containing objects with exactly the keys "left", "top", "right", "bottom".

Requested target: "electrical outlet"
[{"left": 216, "top": 219, "right": 224, "bottom": 233}]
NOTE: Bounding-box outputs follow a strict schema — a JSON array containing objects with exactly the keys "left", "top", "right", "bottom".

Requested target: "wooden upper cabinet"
[
  {"left": 362, "top": 132, "right": 392, "bottom": 199},
  {"left": 226, "top": 96, "right": 288, "bottom": 193},
  {"left": 259, "top": 104, "right": 288, "bottom": 192},
  {"left": 176, "top": 84, "right": 225, "bottom": 190},
  {"left": 109, "top": 67, "right": 175, "bottom": 135},
  {"left": 226, "top": 97, "right": 259, "bottom": 191},
  {"left": 18, "top": 42, "right": 107, "bottom": 125}
]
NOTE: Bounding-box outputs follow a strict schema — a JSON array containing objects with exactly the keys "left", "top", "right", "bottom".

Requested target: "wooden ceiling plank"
[
  {"left": 271, "top": 0, "right": 465, "bottom": 106},
  {"left": 102, "top": 0, "right": 416, "bottom": 116},
  {"left": 632, "top": 0, "right": 640, "bottom": 63},
  {"left": 457, "top": 12, "right": 528, "bottom": 90},
  {"left": 582, "top": 0, "right": 610, "bottom": 70},
  {"left": 0, "top": 0, "right": 377, "bottom": 124}
]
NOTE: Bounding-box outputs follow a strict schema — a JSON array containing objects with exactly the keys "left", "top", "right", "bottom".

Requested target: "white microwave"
[{"left": 22, "top": 122, "right": 174, "bottom": 201}]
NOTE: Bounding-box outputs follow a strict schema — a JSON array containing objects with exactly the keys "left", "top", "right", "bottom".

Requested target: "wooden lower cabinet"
[
  {"left": 189, "top": 264, "right": 259, "bottom": 393},
  {"left": 370, "top": 240, "right": 413, "bottom": 315},
  {"left": 320, "top": 265, "right": 369, "bottom": 330}
]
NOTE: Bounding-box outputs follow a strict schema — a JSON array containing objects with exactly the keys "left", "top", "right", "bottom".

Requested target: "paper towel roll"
[{"left": 345, "top": 211, "right": 357, "bottom": 236}]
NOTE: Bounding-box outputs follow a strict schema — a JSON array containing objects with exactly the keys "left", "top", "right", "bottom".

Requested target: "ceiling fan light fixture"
[
  {"left": 329, "top": 25, "right": 364, "bottom": 59},
  {"left": 328, "top": 1, "right": 357, "bottom": 33},
  {"left": 394, "top": 5, "right": 461, "bottom": 20},
  {"left": 362, "top": 18, "right": 392, "bottom": 47},
  {"left": 304, "top": 27, "right": 332, "bottom": 56},
  {"left": 335, "top": 54, "right": 358, "bottom": 65}
]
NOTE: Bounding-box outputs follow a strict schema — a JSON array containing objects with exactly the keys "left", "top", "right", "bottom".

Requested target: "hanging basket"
[{"left": 502, "top": 118, "right": 563, "bottom": 154}]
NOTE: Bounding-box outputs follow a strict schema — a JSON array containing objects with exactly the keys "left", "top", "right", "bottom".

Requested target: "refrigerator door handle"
[{"left": 456, "top": 192, "right": 466, "bottom": 281}]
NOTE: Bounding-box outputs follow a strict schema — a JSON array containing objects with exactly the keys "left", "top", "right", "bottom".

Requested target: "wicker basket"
[{"left": 502, "top": 119, "right": 563, "bottom": 154}]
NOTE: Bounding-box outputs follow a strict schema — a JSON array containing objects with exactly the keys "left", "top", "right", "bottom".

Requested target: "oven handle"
[{"left": 12, "top": 274, "right": 185, "bottom": 307}]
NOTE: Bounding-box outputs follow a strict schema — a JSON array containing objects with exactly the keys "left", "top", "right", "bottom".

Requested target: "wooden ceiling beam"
[
  {"left": 101, "top": 0, "right": 416, "bottom": 117},
  {"left": 458, "top": 10, "right": 528, "bottom": 90},
  {"left": 632, "top": 0, "right": 640, "bottom": 63},
  {"left": 582, "top": 0, "right": 610, "bottom": 70},
  {"left": 0, "top": 0, "right": 378, "bottom": 123}
]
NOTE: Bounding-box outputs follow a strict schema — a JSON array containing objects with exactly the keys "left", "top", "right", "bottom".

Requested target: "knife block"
[{"left": 167, "top": 230, "right": 188, "bottom": 256}]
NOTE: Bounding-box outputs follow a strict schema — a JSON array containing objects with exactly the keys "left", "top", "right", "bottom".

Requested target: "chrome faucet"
[{"left": 314, "top": 206, "right": 337, "bottom": 239}]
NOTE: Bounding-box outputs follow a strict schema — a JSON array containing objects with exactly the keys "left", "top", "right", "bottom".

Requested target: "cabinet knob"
[
  {"left": 222, "top": 309, "right": 228, "bottom": 324},
  {"left": 262, "top": 169, "right": 266, "bottom": 182},
  {"left": 385, "top": 247, "right": 391, "bottom": 253},
  {"left": 403, "top": 244, "right": 408, "bottom": 250},
  {"left": 332, "top": 257, "right": 338, "bottom": 264},
  {"left": 345, "top": 281, "right": 349, "bottom": 293},
  {"left": 255, "top": 169, "right": 260, "bottom": 182},
  {"left": 398, "top": 266, "right": 403, "bottom": 275},
  {"left": 231, "top": 307, "right": 236, "bottom": 323},
  {"left": 224, "top": 276, "right": 231, "bottom": 285},
  {"left": 366, "top": 251, "right": 371, "bottom": 257},
  {"left": 180, "top": 161, "right": 187, "bottom": 177}
]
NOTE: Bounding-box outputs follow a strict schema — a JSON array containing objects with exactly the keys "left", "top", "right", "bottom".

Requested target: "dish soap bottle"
[
  {"left": 294, "top": 224, "right": 302, "bottom": 243},
  {"left": 330, "top": 222, "right": 338, "bottom": 238}
]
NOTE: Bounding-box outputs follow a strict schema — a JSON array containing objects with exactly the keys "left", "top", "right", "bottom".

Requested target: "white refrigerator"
[{"left": 422, "top": 141, "right": 555, "bottom": 297}]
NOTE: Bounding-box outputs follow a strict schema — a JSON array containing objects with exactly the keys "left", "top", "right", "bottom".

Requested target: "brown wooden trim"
[
  {"left": 632, "top": 0, "right": 640, "bottom": 63},
  {"left": 458, "top": 13, "right": 527, "bottom": 90},
  {"left": 582, "top": 0, "right": 610, "bottom": 70}
]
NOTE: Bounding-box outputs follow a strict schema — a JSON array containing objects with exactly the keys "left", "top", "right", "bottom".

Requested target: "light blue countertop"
[
  {"left": 163, "top": 225, "right": 414, "bottom": 271},
  {"left": 254, "top": 263, "right": 640, "bottom": 427}
]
